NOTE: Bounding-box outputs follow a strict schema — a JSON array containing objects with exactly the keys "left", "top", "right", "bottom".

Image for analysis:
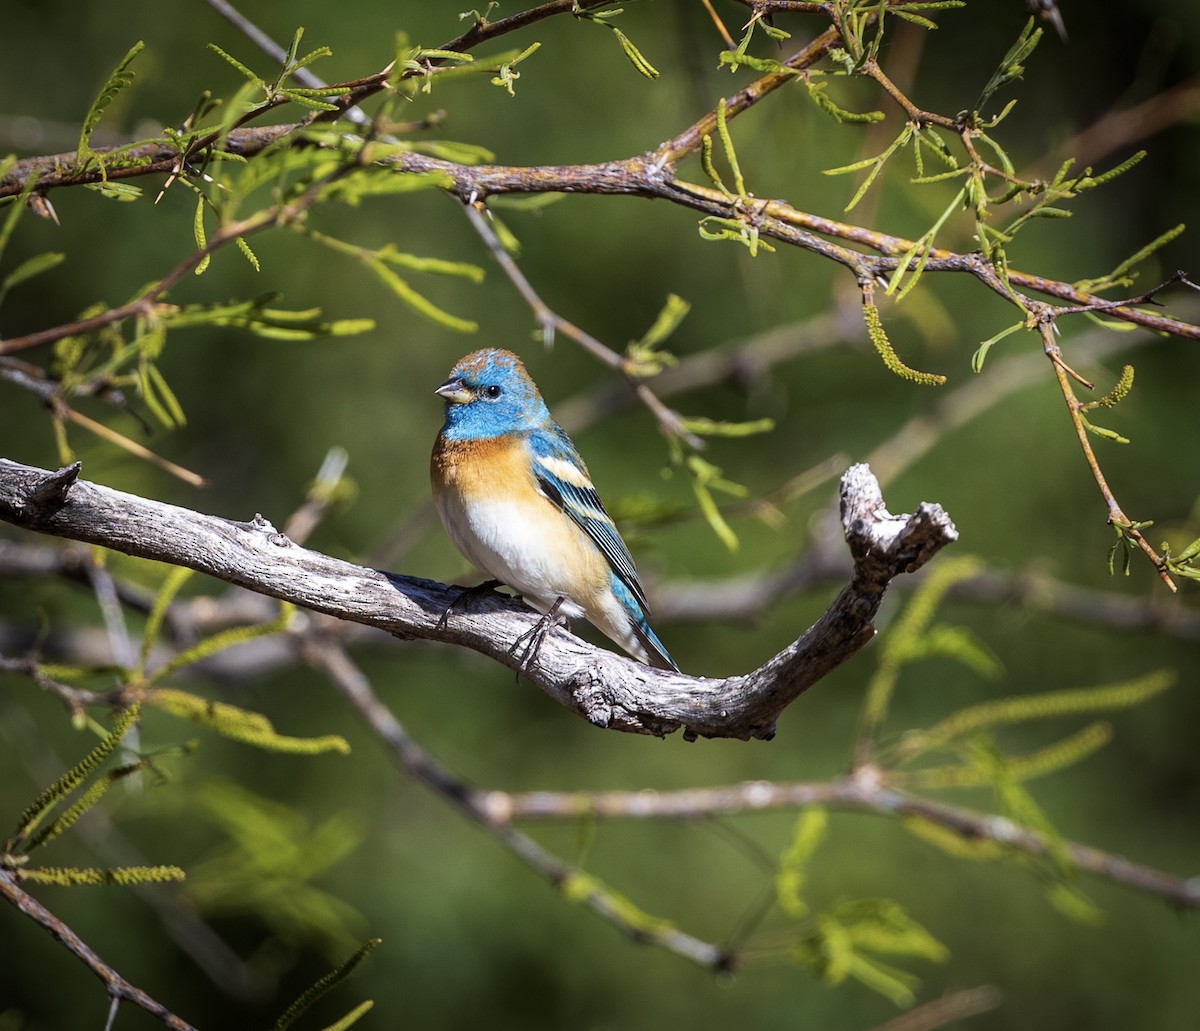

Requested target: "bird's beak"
[{"left": 435, "top": 376, "right": 473, "bottom": 404}]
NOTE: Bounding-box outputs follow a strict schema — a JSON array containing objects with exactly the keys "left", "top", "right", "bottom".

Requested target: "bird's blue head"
[{"left": 436, "top": 348, "right": 552, "bottom": 440}]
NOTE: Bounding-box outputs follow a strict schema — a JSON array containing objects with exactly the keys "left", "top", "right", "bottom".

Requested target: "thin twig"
[
  {"left": 0, "top": 868, "right": 198, "bottom": 1030},
  {"left": 1037, "top": 318, "right": 1176, "bottom": 591},
  {"left": 699, "top": 0, "right": 738, "bottom": 50},
  {"left": 459, "top": 199, "right": 705, "bottom": 449},
  {"left": 652, "top": 25, "right": 843, "bottom": 165},
  {"left": 867, "top": 985, "right": 1004, "bottom": 1031}
]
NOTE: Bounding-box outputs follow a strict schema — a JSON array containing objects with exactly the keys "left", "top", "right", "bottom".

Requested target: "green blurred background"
[{"left": 1, "top": 1, "right": 1198, "bottom": 1028}]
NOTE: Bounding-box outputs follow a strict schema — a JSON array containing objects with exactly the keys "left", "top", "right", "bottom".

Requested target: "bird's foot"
[
  {"left": 436, "top": 579, "right": 503, "bottom": 631},
  {"left": 508, "top": 597, "right": 568, "bottom": 678}
]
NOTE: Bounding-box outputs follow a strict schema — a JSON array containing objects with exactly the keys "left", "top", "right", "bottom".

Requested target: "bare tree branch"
[
  {"left": 482, "top": 771, "right": 1200, "bottom": 909},
  {"left": 0, "top": 867, "right": 198, "bottom": 1031},
  {"left": 0, "top": 458, "right": 955, "bottom": 740}
]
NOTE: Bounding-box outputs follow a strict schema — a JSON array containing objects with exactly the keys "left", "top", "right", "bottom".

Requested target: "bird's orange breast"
[{"left": 432, "top": 431, "right": 547, "bottom": 505}]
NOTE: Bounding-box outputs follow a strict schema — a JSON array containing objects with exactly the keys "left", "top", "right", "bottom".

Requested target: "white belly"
[{"left": 436, "top": 492, "right": 586, "bottom": 619}]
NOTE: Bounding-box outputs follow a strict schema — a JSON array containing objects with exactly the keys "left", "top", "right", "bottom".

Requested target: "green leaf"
[
  {"left": 823, "top": 156, "right": 885, "bottom": 177},
  {"left": 915, "top": 126, "right": 959, "bottom": 170},
  {"left": 576, "top": 7, "right": 658, "bottom": 79},
  {"left": 279, "top": 31, "right": 335, "bottom": 81},
  {"left": 858, "top": 557, "right": 986, "bottom": 747},
  {"left": 83, "top": 180, "right": 143, "bottom": 201},
  {"left": 138, "top": 359, "right": 188, "bottom": 431},
  {"left": 685, "top": 454, "right": 746, "bottom": 551},
  {"left": 0, "top": 251, "right": 64, "bottom": 307},
  {"left": 162, "top": 295, "right": 375, "bottom": 340},
  {"left": 911, "top": 623, "right": 1003, "bottom": 680},
  {"left": 237, "top": 236, "right": 261, "bottom": 271},
  {"left": 147, "top": 687, "right": 351, "bottom": 755},
  {"left": 835, "top": 898, "right": 949, "bottom": 963},
  {"left": 776, "top": 808, "right": 827, "bottom": 918},
  {"left": 207, "top": 43, "right": 261, "bottom": 84},
  {"left": 976, "top": 18, "right": 1042, "bottom": 111},
  {"left": 679, "top": 416, "right": 775, "bottom": 438},
  {"left": 891, "top": 9, "right": 939, "bottom": 30},
  {"left": 715, "top": 98, "right": 745, "bottom": 198},
  {"left": 611, "top": 25, "right": 659, "bottom": 79},
  {"left": 921, "top": 669, "right": 1175, "bottom": 745},
  {"left": 971, "top": 321, "right": 1024, "bottom": 373},
  {"left": 910, "top": 167, "right": 969, "bottom": 186},
  {"left": 193, "top": 194, "right": 210, "bottom": 275},
  {"left": 320, "top": 167, "right": 454, "bottom": 205},
  {"left": 637, "top": 292, "right": 690, "bottom": 350},
  {"left": 316, "top": 1001, "right": 375, "bottom": 1031},
  {"left": 1077, "top": 222, "right": 1185, "bottom": 293},
  {"left": 902, "top": 815, "right": 1008, "bottom": 861},
  {"left": 279, "top": 88, "right": 340, "bottom": 113},
  {"left": 886, "top": 187, "right": 963, "bottom": 299},
  {"left": 137, "top": 566, "right": 195, "bottom": 677},
  {"left": 1046, "top": 881, "right": 1106, "bottom": 926},
  {"left": 147, "top": 362, "right": 187, "bottom": 428},
  {"left": 365, "top": 258, "right": 478, "bottom": 332},
  {"left": 1002, "top": 721, "right": 1115, "bottom": 781},
  {"left": 1077, "top": 150, "right": 1146, "bottom": 189},
  {"left": 626, "top": 293, "right": 689, "bottom": 374},
  {"left": 77, "top": 41, "right": 145, "bottom": 165},
  {"left": 412, "top": 139, "right": 496, "bottom": 164},
  {"left": 1079, "top": 414, "right": 1130, "bottom": 445},
  {"left": 23, "top": 758, "right": 151, "bottom": 853},
  {"left": 803, "top": 79, "right": 884, "bottom": 123},
  {"left": 699, "top": 134, "right": 729, "bottom": 196},
  {"left": 910, "top": 721, "right": 1114, "bottom": 787},
  {"left": 487, "top": 193, "right": 565, "bottom": 213},
  {"left": 376, "top": 246, "right": 484, "bottom": 282},
  {"left": 0, "top": 156, "right": 39, "bottom": 264},
  {"left": 826, "top": 124, "right": 914, "bottom": 211},
  {"left": 11, "top": 704, "right": 142, "bottom": 847},
  {"left": 719, "top": 50, "right": 792, "bottom": 76},
  {"left": 560, "top": 871, "right": 679, "bottom": 939},
  {"left": 791, "top": 899, "right": 947, "bottom": 1006},
  {"left": 697, "top": 215, "right": 775, "bottom": 256},
  {"left": 148, "top": 601, "right": 295, "bottom": 684},
  {"left": 489, "top": 41, "right": 540, "bottom": 95}
]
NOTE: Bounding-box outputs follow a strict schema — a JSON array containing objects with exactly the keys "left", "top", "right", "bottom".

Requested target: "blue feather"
[
  {"left": 608, "top": 574, "right": 676, "bottom": 671},
  {"left": 528, "top": 426, "right": 651, "bottom": 615}
]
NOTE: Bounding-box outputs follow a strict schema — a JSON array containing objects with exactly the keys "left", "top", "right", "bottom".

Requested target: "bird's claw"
[
  {"left": 507, "top": 597, "right": 568, "bottom": 679},
  {"left": 436, "top": 579, "right": 503, "bottom": 631}
]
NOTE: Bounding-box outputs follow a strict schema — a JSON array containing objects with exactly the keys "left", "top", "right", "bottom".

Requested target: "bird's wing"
[{"left": 528, "top": 426, "right": 651, "bottom": 614}]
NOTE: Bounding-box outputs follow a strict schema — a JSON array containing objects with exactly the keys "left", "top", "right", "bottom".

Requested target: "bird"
[{"left": 430, "top": 348, "right": 678, "bottom": 671}]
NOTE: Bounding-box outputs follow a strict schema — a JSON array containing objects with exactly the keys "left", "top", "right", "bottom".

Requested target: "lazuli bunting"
[{"left": 431, "top": 348, "right": 677, "bottom": 671}]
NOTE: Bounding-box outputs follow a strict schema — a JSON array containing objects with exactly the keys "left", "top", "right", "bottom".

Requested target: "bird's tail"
[
  {"left": 633, "top": 617, "right": 678, "bottom": 672},
  {"left": 606, "top": 574, "right": 679, "bottom": 671}
]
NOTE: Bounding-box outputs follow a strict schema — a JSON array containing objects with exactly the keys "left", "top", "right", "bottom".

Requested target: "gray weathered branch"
[{"left": 0, "top": 458, "right": 956, "bottom": 739}]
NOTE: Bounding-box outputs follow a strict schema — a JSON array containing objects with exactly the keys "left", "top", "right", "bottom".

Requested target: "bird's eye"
[{"left": 481, "top": 385, "right": 502, "bottom": 400}]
